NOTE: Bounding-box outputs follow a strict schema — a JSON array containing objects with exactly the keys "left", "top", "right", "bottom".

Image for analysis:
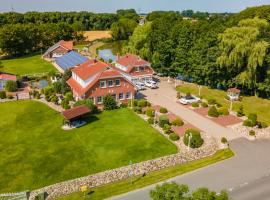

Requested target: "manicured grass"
[
  {"left": 74, "top": 44, "right": 87, "bottom": 50},
  {"left": 176, "top": 83, "right": 270, "bottom": 124},
  {"left": 58, "top": 149, "right": 234, "bottom": 200},
  {"left": 0, "top": 101, "right": 177, "bottom": 193},
  {"left": 0, "top": 54, "right": 56, "bottom": 75}
]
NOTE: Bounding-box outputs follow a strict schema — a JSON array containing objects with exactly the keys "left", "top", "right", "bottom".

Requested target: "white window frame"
[
  {"left": 100, "top": 80, "right": 106, "bottom": 88},
  {"left": 119, "top": 93, "right": 124, "bottom": 100},
  {"left": 97, "top": 96, "right": 103, "bottom": 104},
  {"left": 115, "top": 79, "right": 121, "bottom": 86},
  {"left": 135, "top": 67, "right": 140, "bottom": 72},
  {"left": 126, "top": 92, "right": 131, "bottom": 99},
  {"left": 108, "top": 80, "right": 114, "bottom": 87}
]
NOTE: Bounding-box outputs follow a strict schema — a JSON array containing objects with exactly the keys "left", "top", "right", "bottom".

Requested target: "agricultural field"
[
  {"left": 0, "top": 100, "right": 177, "bottom": 193},
  {"left": 83, "top": 31, "right": 112, "bottom": 42},
  {"left": 176, "top": 83, "right": 270, "bottom": 124},
  {"left": 0, "top": 54, "right": 56, "bottom": 75}
]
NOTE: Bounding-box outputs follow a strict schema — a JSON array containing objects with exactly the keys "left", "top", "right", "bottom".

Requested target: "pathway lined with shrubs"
[{"left": 140, "top": 81, "right": 240, "bottom": 140}]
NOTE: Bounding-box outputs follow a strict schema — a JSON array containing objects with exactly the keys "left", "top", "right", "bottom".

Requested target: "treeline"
[
  {"left": 0, "top": 9, "right": 139, "bottom": 56},
  {"left": 125, "top": 5, "right": 270, "bottom": 98}
]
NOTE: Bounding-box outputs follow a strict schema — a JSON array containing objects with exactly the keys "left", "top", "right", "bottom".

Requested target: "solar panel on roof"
[{"left": 55, "top": 51, "right": 88, "bottom": 71}]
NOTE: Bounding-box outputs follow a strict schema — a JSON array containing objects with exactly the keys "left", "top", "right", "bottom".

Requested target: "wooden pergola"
[{"left": 62, "top": 105, "right": 91, "bottom": 124}]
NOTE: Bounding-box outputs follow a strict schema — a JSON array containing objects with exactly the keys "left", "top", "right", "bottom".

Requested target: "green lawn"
[
  {"left": 176, "top": 83, "right": 270, "bottom": 124},
  {"left": 0, "top": 101, "right": 177, "bottom": 193},
  {"left": 58, "top": 149, "right": 234, "bottom": 200},
  {"left": 0, "top": 54, "right": 56, "bottom": 75},
  {"left": 74, "top": 44, "right": 87, "bottom": 50}
]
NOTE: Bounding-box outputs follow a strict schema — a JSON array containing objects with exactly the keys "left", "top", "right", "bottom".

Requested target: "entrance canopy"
[{"left": 62, "top": 105, "right": 91, "bottom": 121}]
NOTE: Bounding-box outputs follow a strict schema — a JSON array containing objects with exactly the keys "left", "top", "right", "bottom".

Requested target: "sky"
[{"left": 0, "top": 0, "right": 270, "bottom": 13}]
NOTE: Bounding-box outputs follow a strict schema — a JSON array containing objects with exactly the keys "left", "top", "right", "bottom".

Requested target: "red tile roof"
[
  {"left": 116, "top": 54, "right": 150, "bottom": 72},
  {"left": 72, "top": 59, "right": 109, "bottom": 81},
  {"left": 59, "top": 40, "right": 73, "bottom": 50},
  {"left": 0, "top": 73, "right": 16, "bottom": 81},
  {"left": 62, "top": 105, "right": 91, "bottom": 120},
  {"left": 227, "top": 87, "right": 241, "bottom": 93}
]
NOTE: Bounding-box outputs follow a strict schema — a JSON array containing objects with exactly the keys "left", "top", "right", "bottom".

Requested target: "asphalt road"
[{"left": 111, "top": 138, "right": 270, "bottom": 200}]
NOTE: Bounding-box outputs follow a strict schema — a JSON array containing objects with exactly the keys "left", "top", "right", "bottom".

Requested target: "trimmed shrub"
[
  {"left": 133, "top": 106, "right": 142, "bottom": 114},
  {"left": 5, "top": 80, "right": 17, "bottom": 92},
  {"left": 183, "top": 129, "right": 204, "bottom": 148},
  {"left": 237, "top": 105, "right": 245, "bottom": 117},
  {"left": 248, "top": 113, "right": 257, "bottom": 123},
  {"left": 243, "top": 119, "right": 254, "bottom": 127},
  {"left": 201, "top": 102, "right": 208, "bottom": 108},
  {"left": 208, "top": 106, "right": 219, "bottom": 117},
  {"left": 163, "top": 124, "right": 172, "bottom": 134},
  {"left": 61, "top": 99, "right": 70, "bottom": 109},
  {"left": 218, "top": 107, "right": 229, "bottom": 116},
  {"left": 103, "top": 95, "right": 117, "bottom": 110},
  {"left": 169, "top": 133, "right": 180, "bottom": 141},
  {"left": 207, "top": 99, "right": 216, "bottom": 105},
  {"left": 137, "top": 99, "right": 148, "bottom": 107},
  {"left": 221, "top": 137, "right": 228, "bottom": 144},
  {"left": 171, "top": 118, "right": 184, "bottom": 126},
  {"left": 148, "top": 117, "right": 154, "bottom": 124},
  {"left": 249, "top": 130, "right": 255, "bottom": 136},
  {"left": 0, "top": 91, "right": 6, "bottom": 99},
  {"left": 191, "top": 102, "right": 199, "bottom": 107},
  {"left": 146, "top": 108, "right": 155, "bottom": 117},
  {"left": 159, "top": 115, "right": 169, "bottom": 128},
  {"left": 159, "top": 107, "right": 168, "bottom": 113}
]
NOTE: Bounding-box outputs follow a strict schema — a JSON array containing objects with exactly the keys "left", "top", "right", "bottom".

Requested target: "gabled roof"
[
  {"left": 55, "top": 51, "right": 88, "bottom": 71},
  {"left": 62, "top": 105, "right": 91, "bottom": 120},
  {"left": 116, "top": 54, "right": 150, "bottom": 72},
  {"left": 72, "top": 59, "right": 109, "bottom": 81},
  {"left": 43, "top": 40, "right": 73, "bottom": 57},
  {"left": 0, "top": 73, "right": 16, "bottom": 81},
  {"left": 227, "top": 87, "right": 241, "bottom": 93}
]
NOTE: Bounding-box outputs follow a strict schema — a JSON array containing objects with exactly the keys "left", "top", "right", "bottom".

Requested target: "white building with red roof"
[
  {"left": 42, "top": 40, "right": 73, "bottom": 60},
  {"left": 67, "top": 59, "right": 136, "bottom": 106},
  {"left": 0, "top": 73, "right": 17, "bottom": 90},
  {"left": 114, "top": 54, "right": 154, "bottom": 84}
]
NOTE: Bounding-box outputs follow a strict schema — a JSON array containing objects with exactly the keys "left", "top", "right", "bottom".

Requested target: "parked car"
[
  {"left": 135, "top": 82, "right": 146, "bottom": 90},
  {"left": 145, "top": 80, "right": 158, "bottom": 89},
  {"left": 179, "top": 95, "right": 200, "bottom": 105}
]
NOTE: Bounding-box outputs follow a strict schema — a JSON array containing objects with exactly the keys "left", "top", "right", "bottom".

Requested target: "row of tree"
[{"left": 124, "top": 5, "right": 270, "bottom": 98}]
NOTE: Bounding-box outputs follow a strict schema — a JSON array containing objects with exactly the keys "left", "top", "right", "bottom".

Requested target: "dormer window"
[
  {"left": 135, "top": 67, "right": 140, "bottom": 72},
  {"left": 139, "top": 66, "right": 144, "bottom": 71},
  {"left": 108, "top": 80, "right": 114, "bottom": 87},
  {"left": 100, "top": 80, "right": 106, "bottom": 88}
]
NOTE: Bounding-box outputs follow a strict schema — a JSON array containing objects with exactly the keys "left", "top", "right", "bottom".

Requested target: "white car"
[
  {"left": 145, "top": 80, "right": 158, "bottom": 89},
  {"left": 179, "top": 95, "right": 200, "bottom": 105},
  {"left": 135, "top": 82, "right": 146, "bottom": 90}
]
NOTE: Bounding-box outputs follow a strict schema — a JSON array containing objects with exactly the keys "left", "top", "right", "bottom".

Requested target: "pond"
[
  {"left": 97, "top": 41, "right": 126, "bottom": 62},
  {"left": 98, "top": 49, "right": 116, "bottom": 62},
  {"left": 30, "top": 79, "right": 48, "bottom": 89}
]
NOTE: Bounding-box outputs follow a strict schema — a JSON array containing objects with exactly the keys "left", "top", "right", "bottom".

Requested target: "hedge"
[
  {"left": 137, "top": 99, "right": 148, "bottom": 107},
  {"left": 183, "top": 129, "right": 204, "bottom": 148},
  {"left": 159, "top": 115, "right": 169, "bottom": 128},
  {"left": 163, "top": 124, "right": 172, "bottom": 134},
  {"left": 159, "top": 107, "right": 168, "bottom": 113},
  {"left": 171, "top": 118, "right": 184, "bottom": 126}
]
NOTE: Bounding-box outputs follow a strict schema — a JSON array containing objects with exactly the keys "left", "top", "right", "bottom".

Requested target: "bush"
[
  {"left": 216, "top": 102, "right": 222, "bottom": 108},
  {"left": 5, "top": 80, "right": 17, "bottom": 92},
  {"left": 201, "top": 102, "right": 208, "bottom": 108},
  {"left": 0, "top": 91, "right": 6, "bottom": 99},
  {"left": 137, "top": 99, "right": 148, "bottom": 107},
  {"left": 159, "top": 107, "right": 168, "bottom": 113},
  {"left": 120, "top": 103, "right": 128, "bottom": 108},
  {"left": 191, "top": 102, "right": 199, "bottom": 107},
  {"left": 146, "top": 108, "right": 155, "bottom": 117},
  {"left": 103, "top": 94, "right": 117, "bottom": 110},
  {"left": 243, "top": 119, "right": 256, "bottom": 127},
  {"left": 50, "top": 95, "right": 59, "bottom": 104},
  {"left": 249, "top": 130, "right": 255, "bottom": 136},
  {"left": 248, "top": 113, "right": 257, "bottom": 123},
  {"left": 169, "top": 133, "right": 180, "bottom": 141},
  {"left": 183, "top": 129, "right": 204, "bottom": 148},
  {"left": 61, "top": 99, "right": 70, "bottom": 109},
  {"left": 65, "top": 92, "right": 73, "bottom": 101},
  {"left": 218, "top": 107, "right": 229, "bottom": 116},
  {"left": 159, "top": 115, "right": 169, "bottom": 128},
  {"left": 163, "top": 124, "right": 172, "bottom": 134},
  {"left": 207, "top": 99, "right": 216, "bottom": 105},
  {"left": 237, "top": 105, "right": 245, "bottom": 117},
  {"left": 221, "top": 137, "right": 228, "bottom": 144},
  {"left": 128, "top": 99, "right": 138, "bottom": 107},
  {"left": 225, "top": 95, "right": 230, "bottom": 100},
  {"left": 133, "top": 106, "right": 142, "bottom": 114},
  {"left": 52, "top": 81, "right": 62, "bottom": 93},
  {"left": 148, "top": 117, "right": 154, "bottom": 124},
  {"left": 208, "top": 106, "right": 219, "bottom": 117},
  {"left": 257, "top": 122, "right": 268, "bottom": 129},
  {"left": 171, "top": 118, "right": 184, "bottom": 126},
  {"left": 74, "top": 99, "right": 97, "bottom": 113}
]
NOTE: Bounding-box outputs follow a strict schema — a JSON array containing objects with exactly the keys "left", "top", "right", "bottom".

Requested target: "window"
[
  {"left": 115, "top": 79, "right": 120, "bottom": 86},
  {"left": 119, "top": 93, "right": 124, "bottom": 100},
  {"left": 97, "top": 96, "right": 103, "bottom": 104},
  {"left": 126, "top": 92, "right": 131, "bottom": 99},
  {"left": 135, "top": 67, "right": 140, "bottom": 72},
  {"left": 112, "top": 94, "right": 117, "bottom": 100},
  {"left": 100, "top": 80, "right": 106, "bottom": 88},
  {"left": 139, "top": 66, "right": 144, "bottom": 71},
  {"left": 108, "top": 80, "right": 114, "bottom": 87}
]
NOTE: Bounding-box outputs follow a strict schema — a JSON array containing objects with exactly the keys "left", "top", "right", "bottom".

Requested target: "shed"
[
  {"left": 62, "top": 105, "right": 91, "bottom": 122},
  {"left": 227, "top": 88, "right": 241, "bottom": 101}
]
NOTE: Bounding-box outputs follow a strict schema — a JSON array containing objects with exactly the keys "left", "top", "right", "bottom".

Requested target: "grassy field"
[
  {"left": 0, "top": 101, "right": 177, "bottom": 193},
  {"left": 0, "top": 54, "right": 56, "bottom": 75},
  {"left": 58, "top": 149, "right": 234, "bottom": 200},
  {"left": 176, "top": 83, "right": 270, "bottom": 124},
  {"left": 83, "top": 31, "right": 112, "bottom": 42}
]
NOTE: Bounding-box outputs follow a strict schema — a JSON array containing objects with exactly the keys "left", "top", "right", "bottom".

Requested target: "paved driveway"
[
  {"left": 139, "top": 81, "right": 240, "bottom": 140},
  {"left": 111, "top": 138, "right": 270, "bottom": 200}
]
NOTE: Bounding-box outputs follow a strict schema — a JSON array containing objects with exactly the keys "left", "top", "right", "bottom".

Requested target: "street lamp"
[
  {"left": 198, "top": 85, "right": 202, "bottom": 97},
  {"left": 230, "top": 100, "right": 233, "bottom": 111},
  {"left": 188, "top": 132, "right": 193, "bottom": 152},
  {"left": 154, "top": 110, "right": 157, "bottom": 126}
]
